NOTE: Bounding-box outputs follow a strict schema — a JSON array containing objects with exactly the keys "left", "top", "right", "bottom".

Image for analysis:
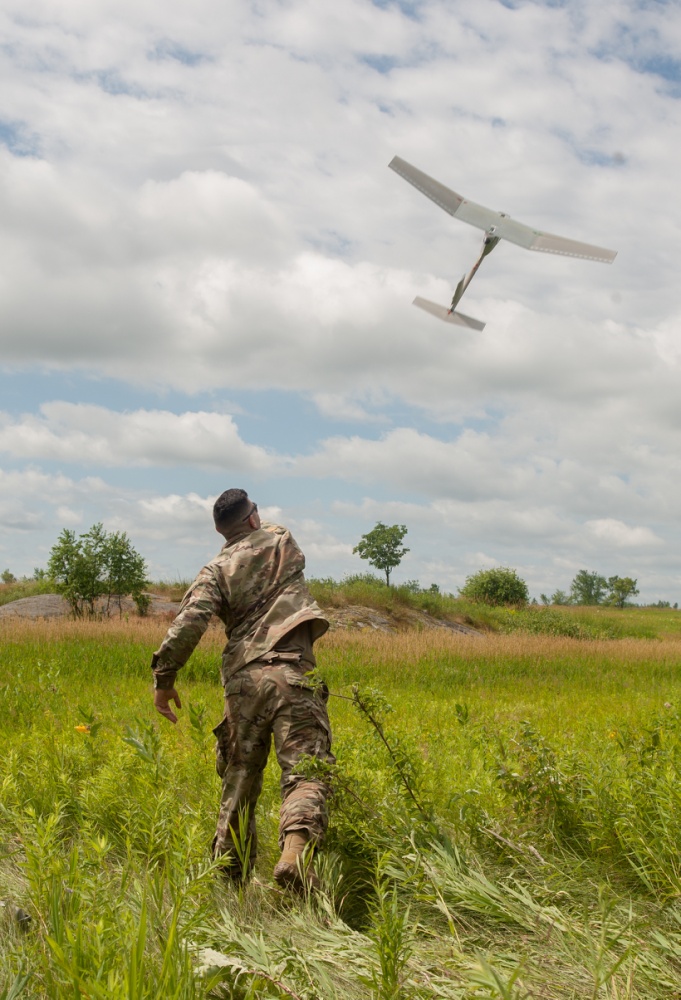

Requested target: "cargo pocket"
[
  {"left": 213, "top": 716, "right": 231, "bottom": 779},
  {"left": 283, "top": 666, "right": 333, "bottom": 751},
  {"left": 282, "top": 663, "right": 321, "bottom": 692}
]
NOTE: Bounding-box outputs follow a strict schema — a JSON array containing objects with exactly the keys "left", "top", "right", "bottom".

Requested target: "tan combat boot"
[{"left": 273, "top": 832, "right": 320, "bottom": 892}]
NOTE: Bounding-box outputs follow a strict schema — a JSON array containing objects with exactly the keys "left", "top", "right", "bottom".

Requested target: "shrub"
[{"left": 459, "top": 567, "right": 529, "bottom": 607}]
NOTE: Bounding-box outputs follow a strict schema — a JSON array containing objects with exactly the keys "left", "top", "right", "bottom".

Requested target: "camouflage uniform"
[{"left": 152, "top": 522, "right": 334, "bottom": 869}]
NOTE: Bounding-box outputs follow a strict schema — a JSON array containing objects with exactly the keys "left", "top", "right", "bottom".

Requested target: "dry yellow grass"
[
  {"left": 321, "top": 628, "right": 681, "bottom": 662},
  {"left": 4, "top": 614, "right": 681, "bottom": 661}
]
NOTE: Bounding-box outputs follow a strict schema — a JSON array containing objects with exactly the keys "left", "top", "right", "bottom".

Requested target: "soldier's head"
[{"left": 213, "top": 488, "right": 261, "bottom": 538}]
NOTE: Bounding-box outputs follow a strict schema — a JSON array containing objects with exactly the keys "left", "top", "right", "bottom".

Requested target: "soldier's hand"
[{"left": 154, "top": 687, "right": 182, "bottom": 724}]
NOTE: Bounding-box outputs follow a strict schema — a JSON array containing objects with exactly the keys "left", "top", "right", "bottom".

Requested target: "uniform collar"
[{"left": 222, "top": 525, "right": 258, "bottom": 548}]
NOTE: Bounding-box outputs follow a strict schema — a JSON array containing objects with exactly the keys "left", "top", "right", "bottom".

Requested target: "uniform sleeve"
[{"left": 151, "top": 566, "right": 223, "bottom": 690}]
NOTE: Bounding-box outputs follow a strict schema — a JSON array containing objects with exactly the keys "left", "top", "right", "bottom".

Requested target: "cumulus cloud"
[
  {"left": 585, "top": 518, "right": 663, "bottom": 549},
  {"left": 0, "top": 403, "right": 273, "bottom": 471},
  {"left": 0, "top": 467, "right": 114, "bottom": 563},
  {"left": 3, "top": 398, "right": 675, "bottom": 539},
  {"left": 0, "top": 0, "right": 680, "bottom": 400},
  {"left": 0, "top": 392, "right": 679, "bottom": 598}
]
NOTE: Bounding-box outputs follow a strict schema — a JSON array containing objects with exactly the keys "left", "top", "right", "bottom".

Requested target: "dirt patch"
[
  {"left": 0, "top": 595, "right": 72, "bottom": 619},
  {"left": 324, "top": 603, "right": 481, "bottom": 636}
]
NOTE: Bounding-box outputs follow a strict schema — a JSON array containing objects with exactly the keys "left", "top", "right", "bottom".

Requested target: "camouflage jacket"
[{"left": 152, "top": 522, "right": 329, "bottom": 689}]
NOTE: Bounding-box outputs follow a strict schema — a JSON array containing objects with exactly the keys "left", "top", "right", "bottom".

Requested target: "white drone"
[{"left": 389, "top": 156, "right": 617, "bottom": 331}]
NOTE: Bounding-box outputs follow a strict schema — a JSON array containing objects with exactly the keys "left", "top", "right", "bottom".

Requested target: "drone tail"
[
  {"left": 413, "top": 296, "right": 485, "bottom": 330},
  {"left": 451, "top": 274, "right": 467, "bottom": 309}
]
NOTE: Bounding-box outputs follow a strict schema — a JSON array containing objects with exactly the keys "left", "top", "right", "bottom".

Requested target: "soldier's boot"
[
  {"left": 273, "top": 832, "right": 320, "bottom": 892},
  {"left": 218, "top": 860, "right": 253, "bottom": 885},
  {"left": 212, "top": 840, "right": 254, "bottom": 886}
]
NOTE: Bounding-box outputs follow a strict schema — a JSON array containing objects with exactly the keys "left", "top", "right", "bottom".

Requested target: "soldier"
[{"left": 151, "top": 488, "right": 334, "bottom": 890}]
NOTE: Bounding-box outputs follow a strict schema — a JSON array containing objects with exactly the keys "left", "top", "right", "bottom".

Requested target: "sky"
[{"left": 1, "top": 0, "right": 681, "bottom": 601}]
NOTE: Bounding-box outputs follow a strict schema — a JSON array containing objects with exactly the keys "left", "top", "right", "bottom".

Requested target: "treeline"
[{"left": 539, "top": 569, "right": 676, "bottom": 609}]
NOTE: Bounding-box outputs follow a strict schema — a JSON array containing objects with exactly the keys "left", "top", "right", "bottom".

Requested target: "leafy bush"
[{"left": 459, "top": 567, "right": 529, "bottom": 607}]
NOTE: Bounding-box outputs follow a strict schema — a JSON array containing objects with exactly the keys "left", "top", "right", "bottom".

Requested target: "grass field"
[{"left": 3, "top": 618, "right": 681, "bottom": 997}]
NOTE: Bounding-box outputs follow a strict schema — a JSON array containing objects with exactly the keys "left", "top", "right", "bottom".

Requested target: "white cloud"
[
  {"left": 281, "top": 517, "right": 355, "bottom": 571},
  {"left": 310, "top": 392, "right": 389, "bottom": 424},
  {"left": 0, "top": 389, "right": 676, "bottom": 594},
  {"left": 585, "top": 518, "right": 663, "bottom": 549},
  {"left": 55, "top": 505, "right": 83, "bottom": 526},
  {"left": 0, "top": 0, "right": 679, "bottom": 402},
  {"left": 0, "top": 403, "right": 273, "bottom": 471},
  {"left": 0, "top": 459, "right": 676, "bottom": 600}
]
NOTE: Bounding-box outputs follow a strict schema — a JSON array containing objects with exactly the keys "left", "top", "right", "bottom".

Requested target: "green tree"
[
  {"left": 570, "top": 569, "right": 607, "bottom": 606},
  {"left": 48, "top": 523, "right": 149, "bottom": 617},
  {"left": 104, "top": 529, "right": 150, "bottom": 614},
  {"left": 550, "top": 589, "right": 572, "bottom": 606},
  {"left": 606, "top": 575, "right": 639, "bottom": 608},
  {"left": 1, "top": 569, "right": 17, "bottom": 585},
  {"left": 353, "top": 522, "right": 409, "bottom": 586},
  {"left": 460, "top": 567, "right": 529, "bottom": 607}
]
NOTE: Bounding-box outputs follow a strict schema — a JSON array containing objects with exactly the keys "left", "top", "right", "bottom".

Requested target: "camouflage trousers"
[{"left": 212, "top": 658, "right": 335, "bottom": 869}]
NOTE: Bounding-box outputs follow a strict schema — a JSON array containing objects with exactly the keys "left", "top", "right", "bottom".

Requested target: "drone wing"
[
  {"left": 389, "top": 156, "right": 617, "bottom": 264},
  {"left": 413, "top": 297, "right": 486, "bottom": 330}
]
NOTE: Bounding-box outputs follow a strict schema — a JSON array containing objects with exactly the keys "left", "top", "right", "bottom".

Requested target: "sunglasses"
[{"left": 242, "top": 502, "right": 258, "bottom": 522}]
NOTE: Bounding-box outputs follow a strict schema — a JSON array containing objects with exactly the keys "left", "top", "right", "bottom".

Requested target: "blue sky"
[{"left": 1, "top": 0, "right": 681, "bottom": 600}]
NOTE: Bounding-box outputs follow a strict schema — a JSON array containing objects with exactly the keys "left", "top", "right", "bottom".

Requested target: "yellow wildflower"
[{"left": 75, "top": 724, "right": 91, "bottom": 734}]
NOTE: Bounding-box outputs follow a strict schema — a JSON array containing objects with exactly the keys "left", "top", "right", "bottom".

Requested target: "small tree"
[
  {"left": 570, "top": 569, "right": 607, "bottom": 606},
  {"left": 104, "top": 529, "right": 149, "bottom": 614},
  {"left": 606, "top": 575, "right": 639, "bottom": 609},
  {"left": 353, "top": 522, "right": 409, "bottom": 587},
  {"left": 48, "top": 523, "right": 149, "bottom": 617},
  {"left": 1, "top": 569, "right": 17, "bottom": 585},
  {"left": 460, "top": 567, "right": 529, "bottom": 607},
  {"left": 550, "top": 589, "right": 572, "bottom": 606}
]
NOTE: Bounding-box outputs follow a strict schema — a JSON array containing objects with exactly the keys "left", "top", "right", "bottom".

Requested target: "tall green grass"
[
  {"left": 3, "top": 620, "right": 681, "bottom": 996},
  {"left": 0, "top": 578, "right": 56, "bottom": 607}
]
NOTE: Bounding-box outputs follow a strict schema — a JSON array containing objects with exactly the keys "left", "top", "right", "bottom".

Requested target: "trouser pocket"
[{"left": 213, "top": 716, "right": 231, "bottom": 778}]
